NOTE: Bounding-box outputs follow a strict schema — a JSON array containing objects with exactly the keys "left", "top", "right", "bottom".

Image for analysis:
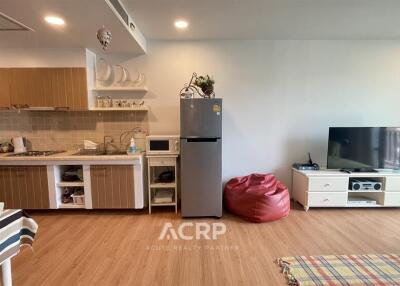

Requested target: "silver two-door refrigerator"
[{"left": 180, "top": 98, "right": 222, "bottom": 217}]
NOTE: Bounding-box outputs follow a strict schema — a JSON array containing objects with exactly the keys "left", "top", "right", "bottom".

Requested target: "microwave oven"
[{"left": 146, "top": 135, "right": 180, "bottom": 155}]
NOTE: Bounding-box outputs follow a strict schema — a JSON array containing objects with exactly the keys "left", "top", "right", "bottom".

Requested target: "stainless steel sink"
[{"left": 73, "top": 150, "right": 127, "bottom": 156}]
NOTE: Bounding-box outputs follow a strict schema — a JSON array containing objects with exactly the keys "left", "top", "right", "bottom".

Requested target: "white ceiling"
[
  {"left": 0, "top": 0, "right": 399, "bottom": 52},
  {"left": 122, "top": 0, "right": 400, "bottom": 40},
  {"left": 0, "top": 0, "right": 145, "bottom": 53}
]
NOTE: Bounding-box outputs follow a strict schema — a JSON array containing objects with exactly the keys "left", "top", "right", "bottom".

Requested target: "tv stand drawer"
[
  {"left": 308, "top": 177, "right": 348, "bottom": 192},
  {"left": 385, "top": 177, "right": 400, "bottom": 191},
  {"left": 384, "top": 192, "right": 400, "bottom": 206},
  {"left": 308, "top": 192, "right": 347, "bottom": 207}
]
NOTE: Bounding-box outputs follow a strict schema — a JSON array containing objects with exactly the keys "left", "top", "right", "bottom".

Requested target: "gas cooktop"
[{"left": 8, "top": 151, "right": 65, "bottom": 157}]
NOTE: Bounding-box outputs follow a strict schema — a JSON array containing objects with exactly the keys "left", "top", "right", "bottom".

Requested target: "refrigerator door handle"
[{"left": 186, "top": 138, "right": 219, "bottom": 143}]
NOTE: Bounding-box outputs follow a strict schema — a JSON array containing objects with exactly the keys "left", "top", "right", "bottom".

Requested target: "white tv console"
[{"left": 292, "top": 168, "right": 400, "bottom": 211}]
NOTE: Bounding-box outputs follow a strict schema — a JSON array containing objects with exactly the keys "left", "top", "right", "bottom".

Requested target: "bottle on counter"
[{"left": 127, "top": 137, "right": 137, "bottom": 154}]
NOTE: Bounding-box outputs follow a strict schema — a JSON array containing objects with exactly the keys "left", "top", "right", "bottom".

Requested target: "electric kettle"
[{"left": 11, "top": 137, "right": 27, "bottom": 153}]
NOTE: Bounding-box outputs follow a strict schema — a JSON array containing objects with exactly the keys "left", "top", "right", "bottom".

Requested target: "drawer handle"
[
  {"left": 324, "top": 183, "right": 331, "bottom": 187},
  {"left": 323, "top": 198, "right": 329, "bottom": 202}
]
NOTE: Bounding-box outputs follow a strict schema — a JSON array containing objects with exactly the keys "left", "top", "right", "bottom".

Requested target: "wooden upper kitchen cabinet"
[
  {"left": 1, "top": 67, "right": 88, "bottom": 110},
  {"left": 90, "top": 165, "right": 135, "bottom": 209},
  {"left": 0, "top": 69, "right": 11, "bottom": 108},
  {"left": 0, "top": 166, "right": 50, "bottom": 209}
]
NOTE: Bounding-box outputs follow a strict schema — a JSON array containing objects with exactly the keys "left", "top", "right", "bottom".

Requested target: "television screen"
[{"left": 327, "top": 127, "right": 400, "bottom": 170}]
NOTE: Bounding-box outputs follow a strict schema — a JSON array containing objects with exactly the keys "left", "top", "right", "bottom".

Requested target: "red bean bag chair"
[{"left": 224, "top": 173, "right": 290, "bottom": 222}]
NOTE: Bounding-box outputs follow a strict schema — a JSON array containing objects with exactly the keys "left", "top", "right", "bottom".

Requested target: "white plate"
[
  {"left": 130, "top": 71, "right": 145, "bottom": 86},
  {"left": 114, "top": 65, "right": 130, "bottom": 85},
  {"left": 96, "top": 58, "right": 112, "bottom": 82}
]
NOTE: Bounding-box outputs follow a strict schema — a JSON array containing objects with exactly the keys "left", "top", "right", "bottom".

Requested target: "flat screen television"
[{"left": 327, "top": 127, "right": 400, "bottom": 171}]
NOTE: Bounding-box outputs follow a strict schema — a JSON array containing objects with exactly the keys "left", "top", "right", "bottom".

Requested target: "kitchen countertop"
[{"left": 0, "top": 150, "right": 144, "bottom": 165}]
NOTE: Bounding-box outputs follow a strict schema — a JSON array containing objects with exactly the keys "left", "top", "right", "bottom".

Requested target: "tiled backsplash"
[{"left": 0, "top": 111, "right": 148, "bottom": 151}]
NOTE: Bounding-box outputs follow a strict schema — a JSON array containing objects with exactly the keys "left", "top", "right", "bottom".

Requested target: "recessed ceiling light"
[
  {"left": 44, "top": 16, "right": 65, "bottom": 26},
  {"left": 174, "top": 19, "right": 188, "bottom": 29}
]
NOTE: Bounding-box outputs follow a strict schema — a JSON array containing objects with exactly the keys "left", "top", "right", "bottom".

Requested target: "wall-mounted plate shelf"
[
  {"left": 91, "top": 87, "right": 148, "bottom": 92},
  {"left": 89, "top": 106, "right": 149, "bottom": 112}
]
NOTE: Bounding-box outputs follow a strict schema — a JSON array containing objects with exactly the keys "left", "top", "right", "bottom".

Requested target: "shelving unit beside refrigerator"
[{"left": 147, "top": 155, "right": 179, "bottom": 213}]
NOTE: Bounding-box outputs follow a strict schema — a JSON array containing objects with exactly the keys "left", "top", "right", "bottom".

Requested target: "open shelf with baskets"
[{"left": 52, "top": 165, "right": 87, "bottom": 209}]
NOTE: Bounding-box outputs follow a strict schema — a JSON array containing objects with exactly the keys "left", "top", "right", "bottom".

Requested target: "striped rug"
[
  {"left": 276, "top": 254, "right": 400, "bottom": 286},
  {"left": 0, "top": 209, "right": 38, "bottom": 263}
]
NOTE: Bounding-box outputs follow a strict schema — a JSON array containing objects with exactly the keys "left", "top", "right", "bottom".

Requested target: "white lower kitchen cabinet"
[
  {"left": 0, "top": 154, "right": 146, "bottom": 210},
  {"left": 48, "top": 162, "right": 145, "bottom": 210}
]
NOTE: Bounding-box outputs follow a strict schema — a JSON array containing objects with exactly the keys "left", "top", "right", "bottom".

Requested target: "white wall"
[
  {"left": 2, "top": 42, "right": 400, "bottom": 186},
  {"left": 112, "top": 40, "right": 400, "bottom": 186}
]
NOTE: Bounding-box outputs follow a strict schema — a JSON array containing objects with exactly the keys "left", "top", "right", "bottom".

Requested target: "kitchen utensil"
[
  {"left": 12, "top": 136, "right": 27, "bottom": 153},
  {"left": 103, "top": 96, "right": 113, "bottom": 108},
  {"left": 96, "top": 96, "right": 104, "bottom": 108}
]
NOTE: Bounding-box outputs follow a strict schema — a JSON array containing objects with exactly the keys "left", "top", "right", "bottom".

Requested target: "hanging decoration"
[{"left": 97, "top": 26, "right": 112, "bottom": 51}]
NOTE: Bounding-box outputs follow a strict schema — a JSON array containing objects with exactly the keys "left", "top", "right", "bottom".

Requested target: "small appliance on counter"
[
  {"left": 146, "top": 135, "right": 180, "bottom": 155},
  {"left": 180, "top": 98, "right": 222, "bottom": 218},
  {"left": 11, "top": 136, "right": 27, "bottom": 153},
  {"left": 145, "top": 136, "right": 179, "bottom": 214}
]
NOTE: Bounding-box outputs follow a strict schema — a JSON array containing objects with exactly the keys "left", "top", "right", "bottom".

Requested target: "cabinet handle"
[
  {"left": 324, "top": 183, "right": 330, "bottom": 187},
  {"left": 323, "top": 198, "right": 329, "bottom": 202}
]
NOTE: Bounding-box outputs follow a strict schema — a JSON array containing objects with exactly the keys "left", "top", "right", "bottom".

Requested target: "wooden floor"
[{"left": 10, "top": 203, "right": 400, "bottom": 286}]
